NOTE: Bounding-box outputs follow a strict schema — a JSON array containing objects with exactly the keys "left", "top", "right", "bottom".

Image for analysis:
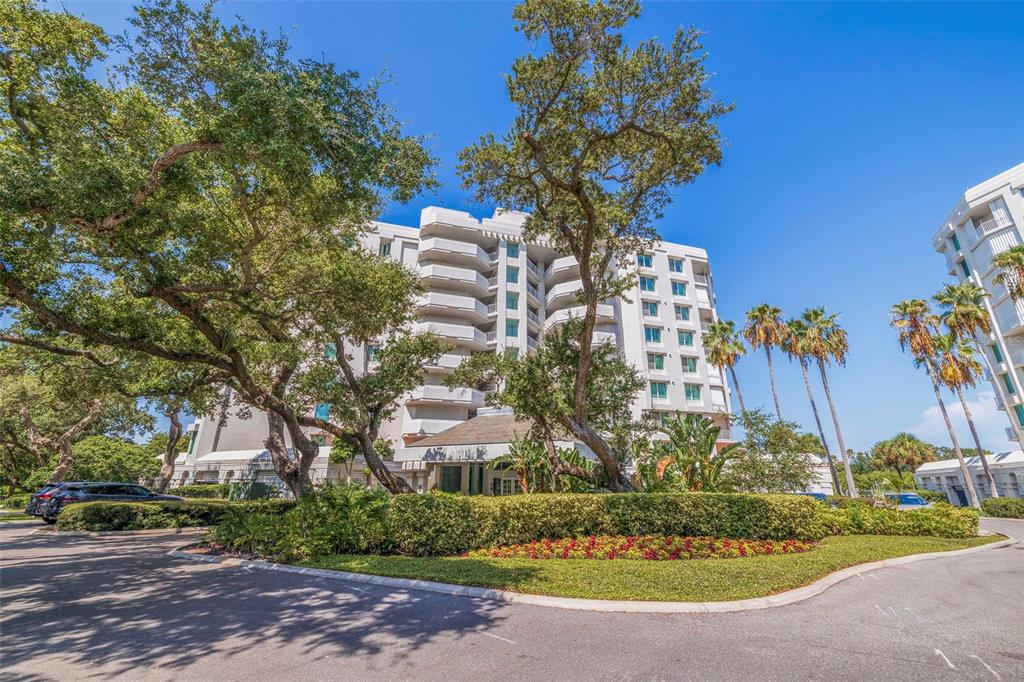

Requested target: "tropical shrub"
[
  {"left": 916, "top": 490, "right": 948, "bottom": 504},
  {"left": 55, "top": 499, "right": 295, "bottom": 531},
  {"left": 981, "top": 497, "right": 1024, "bottom": 519},
  {"left": 274, "top": 485, "right": 391, "bottom": 560},
  {"left": 170, "top": 484, "right": 232, "bottom": 499},
  {"left": 465, "top": 535, "right": 815, "bottom": 561}
]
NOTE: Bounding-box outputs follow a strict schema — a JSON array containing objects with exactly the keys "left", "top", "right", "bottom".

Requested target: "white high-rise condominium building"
[
  {"left": 175, "top": 206, "right": 731, "bottom": 493},
  {"left": 931, "top": 163, "right": 1024, "bottom": 448}
]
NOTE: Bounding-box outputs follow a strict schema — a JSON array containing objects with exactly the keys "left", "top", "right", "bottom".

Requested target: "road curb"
[{"left": 166, "top": 534, "right": 1018, "bottom": 613}]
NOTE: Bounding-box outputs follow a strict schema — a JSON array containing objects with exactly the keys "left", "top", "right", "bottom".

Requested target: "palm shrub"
[
  {"left": 652, "top": 414, "right": 740, "bottom": 492},
  {"left": 275, "top": 484, "right": 391, "bottom": 560}
]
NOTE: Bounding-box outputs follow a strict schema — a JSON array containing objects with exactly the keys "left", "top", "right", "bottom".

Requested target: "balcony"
[
  {"left": 545, "top": 278, "right": 583, "bottom": 312},
  {"left": 527, "top": 282, "right": 541, "bottom": 303},
  {"left": 420, "top": 264, "right": 491, "bottom": 296},
  {"left": 1007, "top": 427, "right": 1018, "bottom": 442},
  {"left": 425, "top": 353, "right": 471, "bottom": 373},
  {"left": 414, "top": 321, "right": 490, "bottom": 350},
  {"left": 418, "top": 292, "right": 491, "bottom": 323},
  {"left": 693, "top": 274, "right": 709, "bottom": 286},
  {"left": 526, "top": 310, "right": 541, "bottom": 328},
  {"left": 526, "top": 259, "right": 541, "bottom": 282},
  {"left": 403, "top": 418, "right": 465, "bottom": 438},
  {"left": 418, "top": 237, "right": 495, "bottom": 272},
  {"left": 545, "top": 255, "right": 580, "bottom": 286},
  {"left": 695, "top": 286, "right": 712, "bottom": 308},
  {"left": 544, "top": 303, "right": 615, "bottom": 332},
  {"left": 407, "top": 385, "right": 485, "bottom": 407},
  {"left": 975, "top": 216, "right": 1013, "bottom": 238}
]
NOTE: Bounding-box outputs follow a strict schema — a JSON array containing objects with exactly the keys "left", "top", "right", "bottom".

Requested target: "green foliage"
[
  {"left": 63, "top": 435, "right": 159, "bottom": 483},
  {"left": 981, "top": 497, "right": 1024, "bottom": 519},
  {"left": 273, "top": 485, "right": 391, "bottom": 560},
  {"left": 724, "top": 410, "right": 819, "bottom": 493},
  {"left": 853, "top": 469, "right": 917, "bottom": 495},
  {"left": 635, "top": 414, "right": 739, "bottom": 492},
  {"left": 55, "top": 499, "right": 295, "bottom": 531},
  {"left": 812, "top": 500, "right": 978, "bottom": 539},
  {"left": 170, "top": 483, "right": 232, "bottom": 499},
  {"left": 1, "top": 494, "right": 31, "bottom": 509},
  {"left": 386, "top": 492, "right": 823, "bottom": 556},
  {"left": 916, "top": 489, "right": 948, "bottom": 504}
]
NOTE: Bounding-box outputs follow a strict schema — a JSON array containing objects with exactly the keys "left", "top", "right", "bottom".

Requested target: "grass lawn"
[
  {"left": 305, "top": 535, "right": 1001, "bottom": 602},
  {"left": 0, "top": 512, "right": 36, "bottom": 521}
]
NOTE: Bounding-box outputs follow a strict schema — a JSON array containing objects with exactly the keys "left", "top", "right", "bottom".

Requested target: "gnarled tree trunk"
[{"left": 152, "top": 411, "right": 184, "bottom": 493}]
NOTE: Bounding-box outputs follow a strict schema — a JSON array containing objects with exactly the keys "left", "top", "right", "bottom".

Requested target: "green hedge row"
[
  {"left": 388, "top": 492, "right": 824, "bottom": 556},
  {"left": 981, "top": 497, "right": 1024, "bottom": 519},
  {"left": 813, "top": 500, "right": 978, "bottom": 539},
  {"left": 1, "top": 494, "right": 31, "bottom": 510},
  {"left": 55, "top": 499, "right": 295, "bottom": 532},
  {"left": 915, "top": 490, "right": 949, "bottom": 504},
  {"left": 169, "top": 484, "right": 232, "bottom": 499}
]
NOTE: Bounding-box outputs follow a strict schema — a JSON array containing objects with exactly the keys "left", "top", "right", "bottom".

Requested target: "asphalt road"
[{"left": 1, "top": 518, "right": 1022, "bottom": 681}]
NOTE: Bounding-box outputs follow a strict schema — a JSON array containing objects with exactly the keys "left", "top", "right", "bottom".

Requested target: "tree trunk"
[
  {"left": 924, "top": 361, "right": 980, "bottom": 508},
  {"left": 765, "top": 346, "right": 783, "bottom": 421},
  {"left": 817, "top": 360, "right": 858, "bottom": 498},
  {"left": 48, "top": 440, "right": 75, "bottom": 484},
  {"left": 564, "top": 416, "right": 630, "bottom": 491},
  {"left": 264, "top": 412, "right": 315, "bottom": 498},
  {"left": 152, "top": 412, "right": 184, "bottom": 493},
  {"left": 800, "top": 359, "right": 841, "bottom": 495},
  {"left": 726, "top": 364, "right": 747, "bottom": 415},
  {"left": 44, "top": 399, "right": 103, "bottom": 484},
  {"left": 954, "top": 386, "right": 999, "bottom": 499},
  {"left": 356, "top": 431, "right": 413, "bottom": 494}
]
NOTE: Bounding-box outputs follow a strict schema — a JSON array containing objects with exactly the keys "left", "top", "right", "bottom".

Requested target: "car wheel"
[{"left": 42, "top": 516, "right": 56, "bottom": 525}]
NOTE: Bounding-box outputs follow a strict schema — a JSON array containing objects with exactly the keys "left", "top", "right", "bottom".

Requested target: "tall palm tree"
[
  {"left": 783, "top": 318, "right": 842, "bottom": 494},
  {"left": 890, "top": 299, "right": 980, "bottom": 508},
  {"left": 703, "top": 319, "right": 748, "bottom": 415},
  {"left": 991, "top": 245, "right": 1024, "bottom": 301},
  {"left": 933, "top": 333, "right": 999, "bottom": 498},
  {"left": 799, "top": 307, "right": 857, "bottom": 498},
  {"left": 743, "top": 304, "right": 788, "bottom": 421},
  {"left": 934, "top": 281, "right": 1010, "bottom": 490}
]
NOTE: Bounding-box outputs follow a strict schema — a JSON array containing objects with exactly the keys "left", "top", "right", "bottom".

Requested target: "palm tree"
[
  {"left": 743, "top": 304, "right": 788, "bottom": 421},
  {"left": 657, "top": 413, "right": 742, "bottom": 492},
  {"left": 490, "top": 434, "right": 548, "bottom": 493},
  {"left": 933, "top": 333, "right": 999, "bottom": 498},
  {"left": 799, "top": 307, "right": 857, "bottom": 498},
  {"left": 703, "top": 319, "right": 748, "bottom": 415},
  {"left": 934, "top": 281, "right": 1015, "bottom": 485},
  {"left": 783, "top": 318, "right": 842, "bottom": 494},
  {"left": 991, "top": 245, "right": 1024, "bottom": 301},
  {"left": 890, "top": 299, "right": 980, "bottom": 508},
  {"left": 870, "top": 432, "right": 935, "bottom": 478}
]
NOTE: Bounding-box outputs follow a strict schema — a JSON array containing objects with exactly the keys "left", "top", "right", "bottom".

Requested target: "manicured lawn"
[
  {"left": 305, "top": 535, "right": 1001, "bottom": 602},
  {"left": 0, "top": 512, "right": 36, "bottom": 521}
]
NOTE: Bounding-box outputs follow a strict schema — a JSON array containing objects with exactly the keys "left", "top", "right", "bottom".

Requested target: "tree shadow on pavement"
[{"left": 0, "top": 528, "right": 535, "bottom": 678}]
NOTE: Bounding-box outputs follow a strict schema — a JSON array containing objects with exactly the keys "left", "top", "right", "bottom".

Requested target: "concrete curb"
[{"left": 166, "top": 534, "right": 1018, "bottom": 613}]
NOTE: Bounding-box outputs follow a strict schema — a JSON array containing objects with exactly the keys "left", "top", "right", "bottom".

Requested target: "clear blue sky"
[{"left": 69, "top": 1, "right": 1024, "bottom": 452}]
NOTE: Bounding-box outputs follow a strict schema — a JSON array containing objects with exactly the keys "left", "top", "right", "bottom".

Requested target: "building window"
[
  {"left": 367, "top": 345, "right": 380, "bottom": 361},
  {"left": 671, "top": 281, "right": 687, "bottom": 297},
  {"left": 507, "top": 292, "right": 519, "bottom": 310},
  {"left": 643, "top": 301, "right": 658, "bottom": 317},
  {"left": 650, "top": 381, "right": 668, "bottom": 400},
  {"left": 507, "top": 243, "right": 519, "bottom": 258},
  {"left": 992, "top": 343, "right": 1004, "bottom": 363},
  {"left": 647, "top": 353, "right": 664, "bottom": 371},
  {"left": 378, "top": 239, "right": 392, "bottom": 257},
  {"left": 675, "top": 305, "right": 690, "bottom": 321},
  {"left": 644, "top": 326, "right": 662, "bottom": 343},
  {"left": 315, "top": 403, "right": 331, "bottom": 420},
  {"left": 684, "top": 384, "right": 702, "bottom": 401},
  {"left": 440, "top": 465, "right": 462, "bottom": 493},
  {"left": 637, "top": 253, "right": 653, "bottom": 268},
  {"left": 1002, "top": 373, "right": 1016, "bottom": 395},
  {"left": 959, "top": 260, "right": 970, "bottom": 278},
  {"left": 669, "top": 258, "right": 684, "bottom": 273},
  {"left": 678, "top": 331, "right": 694, "bottom": 347},
  {"left": 492, "top": 477, "right": 519, "bottom": 496},
  {"left": 640, "top": 276, "right": 656, "bottom": 292},
  {"left": 506, "top": 319, "right": 519, "bottom": 337},
  {"left": 682, "top": 356, "right": 697, "bottom": 373},
  {"left": 1016, "top": 404, "right": 1024, "bottom": 427},
  {"left": 950, "top": 234, "right": 961, "bottom": 251},
  {"left": 507, "top": 266, "right": 519, "bottom": 284}
]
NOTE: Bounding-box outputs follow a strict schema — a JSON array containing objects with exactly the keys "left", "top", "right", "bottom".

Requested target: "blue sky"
[{"left": 68, "top": 1, "right": 1024, "bottom": 452}]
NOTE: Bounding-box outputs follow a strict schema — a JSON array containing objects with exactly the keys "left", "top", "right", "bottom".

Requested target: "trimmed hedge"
[
  {"left": 55, "top": 499, "right": 295, "bottom": 532},
  {"left": 1, "top": 494, "right": 31, "bottom": 510},
  {"left": 981, "top": 497, "right": 1024, "bottom": 519},
  {"left": 388, "top": 493, "right": 824, "bottom": 556},
  {"left": 812, "top": 501, "right": 978, "bottom": 539},
  {"left": 169, "top": 483, "right": 232, "bottom": 499},
  {"left": 915, "top": 490, "right": 949, "bottom": 504}
]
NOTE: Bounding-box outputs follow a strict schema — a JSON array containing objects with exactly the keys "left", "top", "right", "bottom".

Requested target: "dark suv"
[
  {"left": 41, "top": 483, "right": 184, "bottom": 523},
  {"left": 26, "top": 483, "right": 81, "bottom": 517}
]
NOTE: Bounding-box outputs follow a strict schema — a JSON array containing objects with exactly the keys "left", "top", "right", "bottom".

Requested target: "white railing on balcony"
[
  {"left": 527, "top": 310, "right": 540, "bottom": 325},
  {"left": 700, "top": 323, "right": 711, "bottom": 333},
  {"left": 1007, "top": 426, "right": 1017, "bottom": 442},
  {"left": 975, "top": 216, "right": 1013, "bottom": 237},
  {"left": 414, "top": 322, "right": 489, "bottom": 348},
  {"left": 487, "top": 303, "right": 497, "bottom": 314},
  {"left": 420, "top": 264, "right": 490, "bottom": 292},
  {"left": 545, "top": 303, "right": 615, "bottom": 331},
  {"left": 487, "top": 276, "right": 498, "bottom": 288},
  {"left": 486, "top": 331, "right": 497, "bottom": 342},
  {"left": 526, "top": 260, "right": 540, "bottom": 278},
  {"left": 527, "top": 283, "right": 540, "bottom": 300},
  {"left": 408, "top": 385, "right": 484, "bottom": 406},
  {"left": 419, "top": 292, "right": 489, "bottom": 318},
  {"left": 693, "top": 274, "right": 709, "bottom": 286},
  {"left": 419, "top": 238, "right": 492, "bottom": 268},
  {"left": 696, "top": 287, "right": 711, "bottom": 307},
  {"left": 527, "top": 336, "right": 538, "bottom": 349}
]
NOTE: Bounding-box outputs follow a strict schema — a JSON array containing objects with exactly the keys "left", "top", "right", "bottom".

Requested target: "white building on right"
[{"left": 932, "top": 163, "right": 1024, "bottom": 446}]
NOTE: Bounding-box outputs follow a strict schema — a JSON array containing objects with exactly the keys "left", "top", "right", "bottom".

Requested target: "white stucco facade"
[
  {"left": 174, "top": 206, "right": 732, "bottom": 493},
  {"left": 931, "top": 163, "right": 1024, "bottom": 446}
]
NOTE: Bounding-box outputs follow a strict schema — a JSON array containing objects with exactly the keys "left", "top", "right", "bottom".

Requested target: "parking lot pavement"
[{"left": 1, "top": 517, "right": 1022, "bottom": 681}]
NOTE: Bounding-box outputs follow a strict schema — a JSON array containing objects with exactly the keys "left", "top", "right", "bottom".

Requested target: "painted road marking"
[
  {"left": 971, "top": 654, "right": 1001, "bottom": 680},
  {"left": 935, "top": 649, "right": 956, "bottom": 670},
  {"left": 479, "top": 631, "right": 516, "bottom": 645}
]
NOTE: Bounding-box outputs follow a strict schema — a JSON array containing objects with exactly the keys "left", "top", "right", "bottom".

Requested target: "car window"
[
  {"left": 125, "top": 485, "right": 152, "bottom": 497},
  {"left": 90, "top": 484, "right": 128, "bottom": 495}
]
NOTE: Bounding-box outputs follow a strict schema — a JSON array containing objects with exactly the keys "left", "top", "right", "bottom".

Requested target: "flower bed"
[{"left": 464, "top": 535, "right": 816, "bottom": 561}]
